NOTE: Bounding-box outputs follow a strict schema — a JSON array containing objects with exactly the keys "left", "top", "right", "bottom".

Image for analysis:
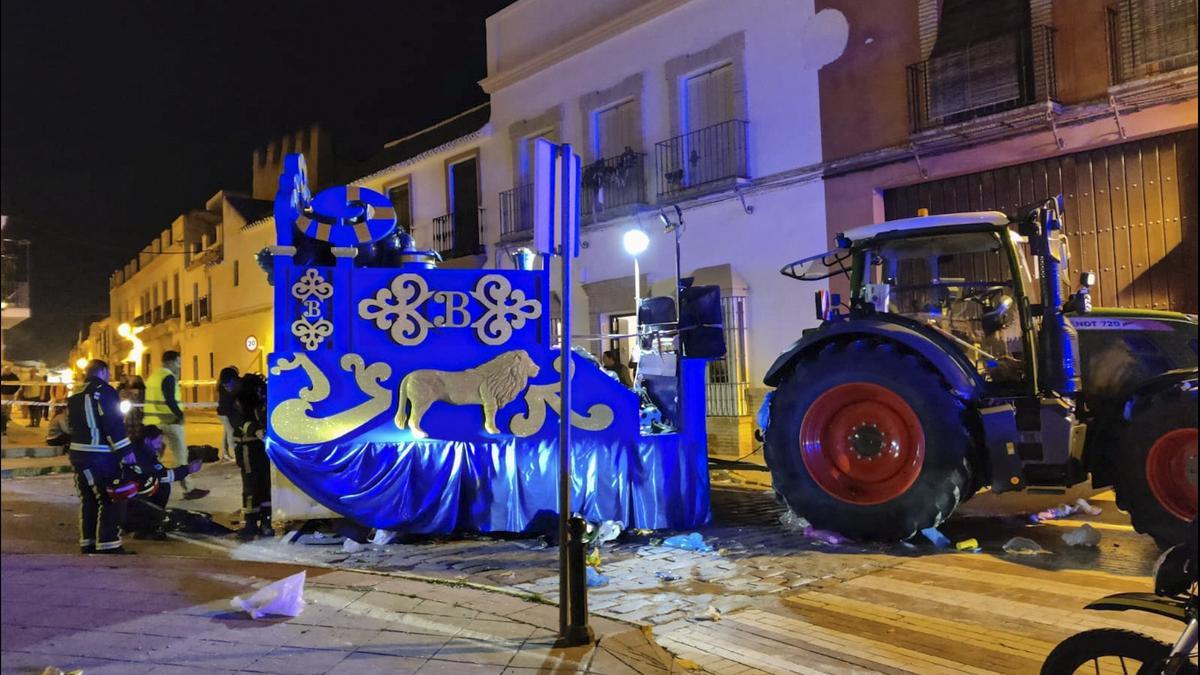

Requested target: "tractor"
[{"left": 763, "top": 198, "right": 1197, "bottom": 546}]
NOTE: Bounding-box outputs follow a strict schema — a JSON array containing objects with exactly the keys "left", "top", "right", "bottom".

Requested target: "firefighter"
[
  {"left": 124, "top": 424, "right": 204, "bottom": 539},
  {"left": 144, "top": 351, "right": 206, "bottom": 499},
  {"left": 234, "top": 374, "right": 273, "bottom": 540},
  {"left": 68, "top": 359, "right": 135, "bottom": 554}
]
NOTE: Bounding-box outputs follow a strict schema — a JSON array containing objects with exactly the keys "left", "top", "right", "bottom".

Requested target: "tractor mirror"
[{"left": 815, "top": 290, "right": 829, "bottom": 321}]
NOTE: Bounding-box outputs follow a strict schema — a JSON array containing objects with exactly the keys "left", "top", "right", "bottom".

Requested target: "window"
[
  {"left": 439, "top": 156, "right": 480, "bottom": 257},
  {"left": 387, "top": 182, "right": 413, "bottom": 232},
  {"left": 233, "top": 260, "right": 239, "bottom": 287},
  {"left": 191, "top": 355, "right": 199, "bottom": 403},
  {"left": 706, "top": 296, "right": 750, "bottom": 416},
  {"left": 684, "top": 63, "right": 735, "bottom": 133},
  {"left": 593, "top": 100, "right": 638, "bottom": 160}
]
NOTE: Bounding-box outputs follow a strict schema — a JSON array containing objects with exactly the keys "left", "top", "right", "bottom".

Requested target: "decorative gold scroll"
[
  {"left": 510, "top": 355, "right": 614, "bottom": 438},
  {"left": 270, "top": 353, "right": 392, "bottom": 445}
]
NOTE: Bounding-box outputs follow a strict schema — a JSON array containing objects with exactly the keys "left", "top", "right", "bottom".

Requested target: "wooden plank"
[
  {"left": 1141, "top": 138, "right": 1169, "bottom": 310},
  {"left": 1123, "top": 141, "right": 1152, "bottom": 308},
  {"left": 1107, "top": 145, "right": 1136, "bottom": 308},
  {"left": 1091, "top": 150, "right": 1119, "bottom": 308},
  {"left": 1156, "top": 135, "right": 1183, "bottom": 310},
  {"left": 1072, "top": 152, "right": 1103, "bottom": 306},
  {"left": 1175, "top": 132, "right": 1199, "bottom": 312}
]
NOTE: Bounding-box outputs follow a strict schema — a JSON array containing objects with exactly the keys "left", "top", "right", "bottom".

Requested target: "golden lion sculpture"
[{"left": 394, "top": 350, "right": 541, "bottom": 438}]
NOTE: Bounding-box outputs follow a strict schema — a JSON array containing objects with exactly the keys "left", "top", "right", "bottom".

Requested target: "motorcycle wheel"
[{"left": 1041, "top": 628, "right": 1192, "bottom": 675}]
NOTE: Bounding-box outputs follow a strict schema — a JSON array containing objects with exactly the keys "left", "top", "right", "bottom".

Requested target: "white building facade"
[{"left": 476, "top": 0, "right": 840, "bottom": 454}]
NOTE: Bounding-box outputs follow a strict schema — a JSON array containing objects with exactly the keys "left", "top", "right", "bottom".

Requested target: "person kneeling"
[{"left": 124, "top": 425, "right": 203, "bottom": 540}]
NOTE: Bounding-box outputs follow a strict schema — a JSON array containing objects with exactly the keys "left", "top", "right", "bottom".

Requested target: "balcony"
[
  {"left": 499, "top": 184, "right": 534, "bottom": 239},
  {"left": 432, "top": 210, "right": 484, "bottom": 259},
  {"left": 907, "top": 26, "right": 1057, "bottom": 133},
  {"left": 582, "top": 150, "right": 647, "bottom": 221},
  {"left": 152, "top": 306, "right": 163, "bottom": 324},
  {"left": 655, "top": 120, "right": 749, "bottom": 199},
  {"left": 198, "top": 296, "right": 211, "bottom": 322},
  {"left": 1108, "top": 0, "right": 1197, "bottom": 85},
  {"left": 163, "top": 299, "right": 175, "bottom": 319},
  {"left": 184, "top": 303, "right": 195, "bottom": 325}
]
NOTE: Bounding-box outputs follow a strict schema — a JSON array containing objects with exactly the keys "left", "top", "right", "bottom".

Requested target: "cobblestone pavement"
[
  {"left": 0, "top": 553, "right": 685, "bottom": 674},
  {"left": 3, "top": 469, "right": 1173, "bottom": 673}
]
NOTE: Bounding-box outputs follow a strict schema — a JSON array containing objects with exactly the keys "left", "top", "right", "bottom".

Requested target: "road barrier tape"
[{"left": 1, "top": 400, "right": 219, "bottom": 409}]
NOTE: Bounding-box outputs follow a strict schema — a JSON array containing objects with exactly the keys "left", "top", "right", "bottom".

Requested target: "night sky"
[{"left": 1, "top": 0, "right": 512, "bottom": 363}]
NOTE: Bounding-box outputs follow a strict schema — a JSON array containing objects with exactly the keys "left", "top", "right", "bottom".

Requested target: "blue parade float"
[{"left": 263, "top": 154, "right": 712, "bottom": 534}]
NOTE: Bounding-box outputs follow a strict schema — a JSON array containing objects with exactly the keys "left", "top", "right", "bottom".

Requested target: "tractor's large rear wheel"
[
  {"left": 1115, "top": 381, "right": 1198, "bottom": 548},
  {"left": 765, "top": 340, "right": 974, "bottom": 541}
]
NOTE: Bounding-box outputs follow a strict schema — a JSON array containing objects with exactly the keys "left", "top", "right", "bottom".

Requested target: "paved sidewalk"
[{"left": 0, "top": 553, "right": 692, "bottom": 674}]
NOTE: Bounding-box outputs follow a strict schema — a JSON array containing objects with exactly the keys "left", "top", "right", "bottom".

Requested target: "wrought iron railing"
[
  {"left": 907, "top": 26, "right": 1057, "bottom": 133},
  {"left": 705, "top": 295, "right": 750, "bottom": 417},
  {"left": 163, "top": 299, "right": 175, "bottom": 319},
  {"left": 153, "top": 306, "right": 163, "bottom": 324},
  {"left": 499, "top": 184, "right": 534, "bottom": 238},
  {"left": 198, "top": 296, "right": 210, "bottom": 321},
  {"left": 184, "top": 303, "right": 195, "bottom": 324},
  {"left": 432, "top": 209, "right": 485, "bottom": 258},
  {"left": 582, "top": 150, "right": 647, "bottom": 217},
  {"left": 655, "top": 120, "right": 749, "bottom": 198},
  {"left": 1108, "top": 0, "right": 1198, "bottom": 84}
]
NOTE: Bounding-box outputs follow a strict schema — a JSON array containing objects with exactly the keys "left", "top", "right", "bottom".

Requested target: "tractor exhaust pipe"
[{"left": 1029, "top": 196, "right": 1081, "bottom": 395}]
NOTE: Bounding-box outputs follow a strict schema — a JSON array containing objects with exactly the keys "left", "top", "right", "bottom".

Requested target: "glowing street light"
[
  {"left": 75, "top": 357, "right": 89, "bottom": 370},
  {"left": 623, "top": 227, "right": 650, "bottom": 360}
]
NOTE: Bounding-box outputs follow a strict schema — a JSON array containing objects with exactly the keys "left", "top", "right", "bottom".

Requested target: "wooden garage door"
[{"left": 883, "top": 130, "right": 1197, "bottom": 312}]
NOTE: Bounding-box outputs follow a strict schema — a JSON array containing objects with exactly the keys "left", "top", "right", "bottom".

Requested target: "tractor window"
[{"left": 863, "top": 231, "right": 1027, "bottom": 385}]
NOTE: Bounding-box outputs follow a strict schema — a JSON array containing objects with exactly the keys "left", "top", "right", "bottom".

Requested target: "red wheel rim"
[
  {"left": 1145, "top": 428, "right": 1199, "bottom": 522},
  {"left": 799, "top": 382, "right": 925, "bottom": 505}
]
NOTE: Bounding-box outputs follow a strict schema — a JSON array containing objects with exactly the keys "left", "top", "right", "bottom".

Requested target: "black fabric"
[
  {"left": 932, "top": 0, "right": 1031, "bottom": 56},
  {"left": 68, "top": 377, "right": 129, "bottom": 451},
  {"left": 125, "top": 483, "right": 170, "bottom": 534},
  {"left": 161, "top": 374, "right": 184, "bottom": 419},
  {"left": 237, "top": 419, "right": 272, "bottom": 523},
  {"left": 71, "top": 456, "right": 126, "bottom": 549},
  {"left": 217, "top": 387, "right": 237, "bottom": 417}
]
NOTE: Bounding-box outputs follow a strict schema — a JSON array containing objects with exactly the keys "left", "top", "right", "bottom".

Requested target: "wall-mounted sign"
[{"left": 245, "top": 335, "right": 259, "bottom": 352}]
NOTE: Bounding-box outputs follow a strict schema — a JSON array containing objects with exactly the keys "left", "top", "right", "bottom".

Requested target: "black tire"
[
  {"left": 1115, "top": 381, "right": 1198, "bottom": 549},
  {"left": 764, "top": 339, "right": 974, "bottom": 541},
  {"left": 1040, "top": 628, "right": 1185, "bottom": 675}
]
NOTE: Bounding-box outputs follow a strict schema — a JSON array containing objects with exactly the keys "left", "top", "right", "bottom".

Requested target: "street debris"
[
  {"left": 1002, "top": 536, "right": 1049, "bottom": 555},
  {"left": 954, "top": 538, "right": 981, "bottom": 552},
  {"left": 39, "top": 668, "right": 82, "bottom": 675},
  {"left": 920, "top": 527, "right": 952, "bottom": 549},
  {"left": 656, "top": 571, "right": 682, "bottom": 582},
  {"left": 779, "top": 511, "right": 811, "bottom": 532},
  {"left": 593, "top": 520, "right": 623, "bottom": 546},
  {"left": 585, "top": 547, "right": 602, "bottom": 568},
  {"left": 662, "top": 532, "right": 713, "bottom": 552},
  {"left": 1062, "top": 523, "right": 1102, "bottom": 547},
  {"left": 231, "top": 571, "right": 307, "bottom": 619},
  {"left": 294, "top": 532, "right": 345, "bottom": 546},
  {"left": 1031, "top": 498, "right": 1102, "bottom": 523},
  {"left": 693, "top": 604, "right": 722, "bottom": 622},
  {"left": 585, "top": 567, "right": 609, "bottom": 587},
  {"left": 803, "top": 526, "right": 850, "bottom": 546},
  {"left": 341, "top": 538, "right": 365, "bottom": 553},
  {"left": 369, "top": 528, "right": 397, "bottom": 545}
]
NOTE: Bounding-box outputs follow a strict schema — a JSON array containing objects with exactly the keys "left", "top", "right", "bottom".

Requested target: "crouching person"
[
  {"left": 124, "top": 425, "right": 204, "bottom": 540},
  {"left": 235, "top": 374, "right": 273, "bottom": 540}
]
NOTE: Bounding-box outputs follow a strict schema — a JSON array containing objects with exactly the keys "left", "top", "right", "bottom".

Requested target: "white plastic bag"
[{"left": 231, "top": 571, "right": 306, "bottom": 620}]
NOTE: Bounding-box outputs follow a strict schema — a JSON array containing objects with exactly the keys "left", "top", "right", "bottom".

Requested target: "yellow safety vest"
[{"left": 144, "top": 367, "right": 182, "bottom": 425}]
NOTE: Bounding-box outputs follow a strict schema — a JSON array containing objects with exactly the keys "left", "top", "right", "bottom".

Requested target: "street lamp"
[{"left": 622, "top": 227, "right": 650, "bottom": 359}]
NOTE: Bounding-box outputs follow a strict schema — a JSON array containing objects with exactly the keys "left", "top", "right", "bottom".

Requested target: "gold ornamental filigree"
[
  {"left": 394, "top": 350, "right": 540, "bottom": 438},
  {"left": 292, "top": 268, "right": 333, "bottom": 301},
  {"left": 269, "top": 353, "right": 392, "bottom": 445},
  {"left": 510, "top": 355, "right": 614, "bottom": 438},
  {"left": 470, "top": 274, "right": 543, "bottom": 346},
  {"left": 358, "top": 273, "right": 435, "bottom": 346}
]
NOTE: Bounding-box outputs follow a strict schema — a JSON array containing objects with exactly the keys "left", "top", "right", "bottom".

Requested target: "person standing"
[
  {"left": 216, "top": 366, "right": 240, "bottom": 463},
  {"left": 143, "top": 351, "right": 207, "bottom": 500},
  {"left": 68, "top": 359, "right": 135, "bottom": 554},
  {"left": 23, "top": 369, "right": 45, "bottom": 427},
  {"left": 1, "top": 364, "right": 20, "bottom": 434},
  {"left": 234, "top": 374, "right": 273, "bottom": 540}
]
